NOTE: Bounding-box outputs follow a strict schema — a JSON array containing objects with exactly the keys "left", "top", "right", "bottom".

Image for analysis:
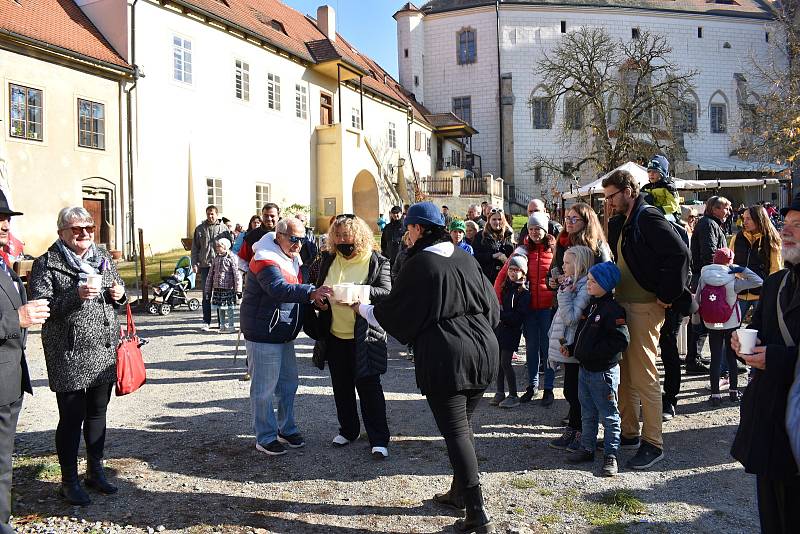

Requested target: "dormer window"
[
  {"left": 270, "top": 20, "right": 286, "bottom": 35},
  {"left": 457, "top": 28, "right": 476, "bottom": 65}
]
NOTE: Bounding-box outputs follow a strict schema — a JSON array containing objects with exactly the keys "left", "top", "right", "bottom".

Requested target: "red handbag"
[{"left": 116, "top": 304, "right": 146, "bottom": 396}]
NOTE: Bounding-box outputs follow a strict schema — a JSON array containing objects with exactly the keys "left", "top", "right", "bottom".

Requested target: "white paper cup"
[
  {"left": 86, "top": 274, "right": 102, "bottom": 289},
  {"left": 357, "top": 285, "right": 371, "bottom": 305},
  {"left": 737, "top": 328, "right": 759, "bottom": 355},
  {"left": 332, "top": 283, "right": 355, "bottom": 303}
]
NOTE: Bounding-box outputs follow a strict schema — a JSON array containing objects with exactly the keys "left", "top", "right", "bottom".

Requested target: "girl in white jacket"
[
  {"left": 694, "top": 247, "right": 762, "bottom": 405},
  {"left": 547, "top": 246, "right": 593, "bottom": 450}
]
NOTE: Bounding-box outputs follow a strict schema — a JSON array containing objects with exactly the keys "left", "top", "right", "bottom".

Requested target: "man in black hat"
[
  {"left": 731, "top": 192, "right": 800, "bottom": 533},
  {"left": 0, "top": 192, "right": 50, "bottom": 534}
]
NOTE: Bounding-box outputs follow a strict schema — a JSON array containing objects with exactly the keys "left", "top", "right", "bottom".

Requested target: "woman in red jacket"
[{"left": 495, "top": 212, "right": 555, "bottom": 403}]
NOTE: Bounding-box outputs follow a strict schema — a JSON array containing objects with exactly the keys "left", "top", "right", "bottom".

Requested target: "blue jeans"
[
  {"left": 246, "top": 340, "right": 299, "bottom": 445},
  {"left": 523, "top": 309, "right": 555, "bottom": 389},
  {"left": 199, "top": 266, "right": 211, "bottom": 324},
  {"left": 579, "top": 365, "right": 621, "bottom": 457}
]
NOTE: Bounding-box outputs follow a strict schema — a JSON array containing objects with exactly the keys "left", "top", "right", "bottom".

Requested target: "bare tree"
[
  {"left": 738, "top": 2, "right": 800, "bottom": 188},
  {"left": 529, "top": 27, "right": 697, "bottom": 185}
]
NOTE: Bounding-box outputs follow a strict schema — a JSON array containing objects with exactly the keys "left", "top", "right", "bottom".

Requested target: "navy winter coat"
[{"left": 495, "top": 281, "right": 529, "bottom": 351}]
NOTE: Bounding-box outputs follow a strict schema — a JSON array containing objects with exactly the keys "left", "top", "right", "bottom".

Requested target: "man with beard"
[
  {"left": 238, "top": 203, "right": 281, "bottom": 271},
  {"left": 602, "top": 169, "right": 690, "bottom": 470},
  {"left": 192, "top": 205, "right": 227, "bottom": 329},
  {"left": 731, "top": 192, "right": 800, "bottom": 533},
  {"left": 472, "top": 208, "right": 514, "bottom": 283}
]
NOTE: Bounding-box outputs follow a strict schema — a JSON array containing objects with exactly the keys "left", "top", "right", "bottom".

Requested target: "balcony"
[{"left": 420, "top": 173, "right": 504, "bottom": 214}]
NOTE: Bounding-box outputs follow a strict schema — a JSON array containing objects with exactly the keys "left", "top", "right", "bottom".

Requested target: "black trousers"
[
  {"left": 757, "top": 475, "right": 800, "bottom": 533},
  {"left": 326, "top": 335, "right": 390, "bottom": 447},
  {"left": 686, "top": 320, "right": 708, "bottom": 366},
  {"left": 426, "top": 389, "right": 484, "bottom": 491},
  {"left": 563, "top": 362, "right": 581, "bottom": 430},
  {"left": 660, "top": 308, "right": 683, "bottom": 409},
  {"left": 708, "top": 329, "right": 738, "bottom": 394},
  {"left": 0, "top": 395, "right": 22, "bottom": 534},
  {"left": 496, "top": 349, "right": 517, "bottom": 397},
  {"left": 55, "top": 383, "right": 113, "bottom": 470}
]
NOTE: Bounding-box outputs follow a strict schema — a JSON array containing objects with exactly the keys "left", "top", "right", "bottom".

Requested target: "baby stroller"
[{"left": 148, "top": 256, "right": 200, "bottom": 315}]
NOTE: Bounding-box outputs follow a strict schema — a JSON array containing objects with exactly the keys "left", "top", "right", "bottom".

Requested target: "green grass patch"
[
  {"left": 116, "top": 248, "right": 189, "bottom": 287},
  {"left": 512, "top": 506, "right": 525, "bottom": 515},
  {"left": 538, "top": 513, "right": 561, "bottom": 527},
  {"left": 13, "top": 455, "right": 61, "bottom": 481},
  {"left": 537, "top": 488, "right": 554, "bottom": 496},
  {"left": 512, "top": 215, "right": 528, "bottom": 233},
  {"left": 599, "top": 490, "right": 647, "bottom": 515},
  {"left": 509, "top": 477, "right": 538, "bottom": 490}
]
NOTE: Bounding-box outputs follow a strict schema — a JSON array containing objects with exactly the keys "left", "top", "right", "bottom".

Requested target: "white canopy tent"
[{"left": 562, "top": 162, "right": 784, "bottom": 200}]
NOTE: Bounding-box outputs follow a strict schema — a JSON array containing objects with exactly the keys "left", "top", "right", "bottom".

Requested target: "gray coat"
[
  {"left": 30, "top": 243, "right": 126, "bottom": 393},
  {"left": 0, "top": 265, "right": 31, "bottom": 406}
]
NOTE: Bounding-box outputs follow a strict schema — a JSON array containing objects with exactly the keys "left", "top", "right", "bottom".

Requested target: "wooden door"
[
  {"left": 320, "top": 93, "right": 333, "bottom": 125},
  {"left": 82, "top": 198, "right": 105, "bottom": 244}
]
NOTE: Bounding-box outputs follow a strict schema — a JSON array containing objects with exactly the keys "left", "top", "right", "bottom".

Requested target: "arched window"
[
  {"left": 529, "top": 86, "right": 552, "bottom": 129},
  {"left": 457, "top": 28, "right": 477, "bottom": 65},
  {"left": 709, "top": 91, "right": 728, "bottom": 134}
]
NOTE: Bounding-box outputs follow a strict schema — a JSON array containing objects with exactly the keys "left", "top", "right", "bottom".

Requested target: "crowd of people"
[{"left": 1, "top": 153, "right": 800, "bottom": 533}]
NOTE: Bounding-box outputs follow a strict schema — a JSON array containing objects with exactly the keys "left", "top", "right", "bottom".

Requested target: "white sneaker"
[
  {"left": 332, "top": 434, "right": 351, "bottom": 447},
  {"left": 371, "top": 446, "right": 389, "bottom": 459},
  {"left": 200, "top": 323, "right": 211, "bottom": 331}
]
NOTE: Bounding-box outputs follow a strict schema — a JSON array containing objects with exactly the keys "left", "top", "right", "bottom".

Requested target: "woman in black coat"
[
  {"left": 352, "top": 202, "right": 500, "bottom": 534},
  {"left": 309, "top": 215, "right": 392, "bottom": 459}
]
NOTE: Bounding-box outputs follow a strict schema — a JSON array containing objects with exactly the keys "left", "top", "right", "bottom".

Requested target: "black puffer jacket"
[
  {"left": 310, "top": 251, "right": 392, "bottom": 379},
  {"left": 690, "top": 214, "right": 726, "bottom": 288},
  {"left": 472, "top": 228, "right": 514, "bottom": 283}
]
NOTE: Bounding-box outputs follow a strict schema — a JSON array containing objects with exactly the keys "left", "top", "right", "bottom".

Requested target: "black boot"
[
  {"left": 433, "top": 477, "right": 465, "bottom": 511},
  {"left": 59, "top": 464, "right": 91, "bottom": 506},
  {"left": 85, "top": 456, "right": 118, "bottom": 495},
  {"left": 454, "top": 484, "right": 494, "bottom": 534}
]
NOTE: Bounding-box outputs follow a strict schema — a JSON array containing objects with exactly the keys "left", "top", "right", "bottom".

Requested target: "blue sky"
[{"left": 283, "top": 0, "right": 402, "bottom": 77}]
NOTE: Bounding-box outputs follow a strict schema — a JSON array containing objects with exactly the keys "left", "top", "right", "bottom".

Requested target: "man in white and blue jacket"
[{"left": 240, "top": 218, "right": 331, "bottom": 456}]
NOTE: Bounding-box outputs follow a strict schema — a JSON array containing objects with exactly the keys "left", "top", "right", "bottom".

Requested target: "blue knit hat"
[
  {"left": 589, "top": 261, "right": 621, "bottom": 294},
  {"left": 404, "top": 201, "right": 445, "bottom": 227},
  {"left": 647, "top": 154, "right": 669, "bottom": 179}
]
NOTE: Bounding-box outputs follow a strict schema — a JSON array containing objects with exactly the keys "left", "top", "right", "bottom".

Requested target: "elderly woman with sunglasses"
[
  {"left": 29, "top": 207, "right": 126, "bottom": 506},
  {"left": 307, "top": 214, "right": 392, "bottom": 459}
]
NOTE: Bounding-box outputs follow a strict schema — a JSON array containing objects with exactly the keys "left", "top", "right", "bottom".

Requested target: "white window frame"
[
  {"left": 206, "top": 178, "right": 223, "bottom": 212},
  {"left": 255, "top": 183, "right": 271, "bottom": 213},
  {"left": 295, "top": 84, "right": 308, "bottom": 119},
  {"left": 173, "top": 35, "right": 193, "bottom": 84},
  {"left": 351, "top": 107, "right": 361, "bottom": 129},
  {"left": 267, "top": 73, "right": 281, "bottom": 111},
  {"left": 9, "top": 83, "right": 43, "bottom": 141},
  {"left": 235, "top": 59, "right": 250, "bottom": 101},
  {"left": 388, "top": 122, "right": 397, "bottom": 149}
]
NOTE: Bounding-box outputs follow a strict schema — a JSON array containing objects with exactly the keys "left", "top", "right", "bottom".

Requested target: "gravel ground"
[{"left": 9, "top": 297, "right": 758, "bottom": 533}]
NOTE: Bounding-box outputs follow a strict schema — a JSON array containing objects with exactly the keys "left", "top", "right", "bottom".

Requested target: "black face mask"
[{"left": 337, "top": 243, "right": 356, "bottom": 257}]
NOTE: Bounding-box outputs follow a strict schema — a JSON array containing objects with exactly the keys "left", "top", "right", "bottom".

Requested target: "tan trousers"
[{"left": 619, "top": 301, "right": 665, "bottom": 449}]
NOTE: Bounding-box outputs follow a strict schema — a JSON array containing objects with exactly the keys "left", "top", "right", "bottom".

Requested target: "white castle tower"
[{"left": 394, "top": 3, "right": 425, "bottom": 104}]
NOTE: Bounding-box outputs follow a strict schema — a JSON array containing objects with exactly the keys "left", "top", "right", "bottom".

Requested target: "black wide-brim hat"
[
  {"left": 780, "top": 192, "right": 800, "bottom": 217},
  {"left": 0, "top": 189, "right": 22, "bottom": 216}
]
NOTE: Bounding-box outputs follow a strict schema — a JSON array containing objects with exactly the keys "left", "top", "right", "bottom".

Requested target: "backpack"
[{"left": 698, "top": 283, "right": 739, "bottom": 324}]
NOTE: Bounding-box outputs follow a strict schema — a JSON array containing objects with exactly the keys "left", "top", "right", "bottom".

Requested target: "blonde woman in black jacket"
[{"left": 308, "top": 215, "right": 392, "bottom": 459}]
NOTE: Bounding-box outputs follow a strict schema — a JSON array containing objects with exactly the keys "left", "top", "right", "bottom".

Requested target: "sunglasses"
[
  {"left": 62, "top": 225, "right": 96, "bottom": 235},
  {"left": 279, "top": 232, "right": 304, "bottom": 244},
  {"left": 335, "top": 213, "right": 356, "bottom": 220},
  {"left": 490, "top": 208, "right": 503, "bottom": 214}
]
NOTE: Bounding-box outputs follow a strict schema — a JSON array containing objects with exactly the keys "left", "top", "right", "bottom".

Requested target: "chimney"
[{"left": 317, "top": 5, "right": 336, "bottom": 42}]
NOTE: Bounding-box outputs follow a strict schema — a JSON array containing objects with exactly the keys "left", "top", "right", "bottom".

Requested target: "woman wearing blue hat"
[{"left": 352, "top": 201, "right": 500, "bottom": 534}]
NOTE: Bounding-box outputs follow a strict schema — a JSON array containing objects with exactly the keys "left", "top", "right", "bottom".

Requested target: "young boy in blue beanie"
[
  {"left": 642, "top": 155, "right": 681, "bottom": 223},
  {"left": 562, "top": 261, "right": 629, "bottom": 477}
]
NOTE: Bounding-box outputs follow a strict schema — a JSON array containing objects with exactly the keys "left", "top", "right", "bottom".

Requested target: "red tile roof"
[
  {"left": 173, "top": 0, "right": 434, "bottom": 126},
  {"left": 0, "top": 0, "right": 130, "bottom": 70}
]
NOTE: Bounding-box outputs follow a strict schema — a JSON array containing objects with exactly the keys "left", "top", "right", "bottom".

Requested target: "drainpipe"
[
  {"left": 496, "top": 0, "right": 504, "bottom": 183},
  {"left": 407, "top": 106, "right": 417, "bottom": 203},
  {"left": 126, "top": 0, "right": 140, "bottom": 258}
]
